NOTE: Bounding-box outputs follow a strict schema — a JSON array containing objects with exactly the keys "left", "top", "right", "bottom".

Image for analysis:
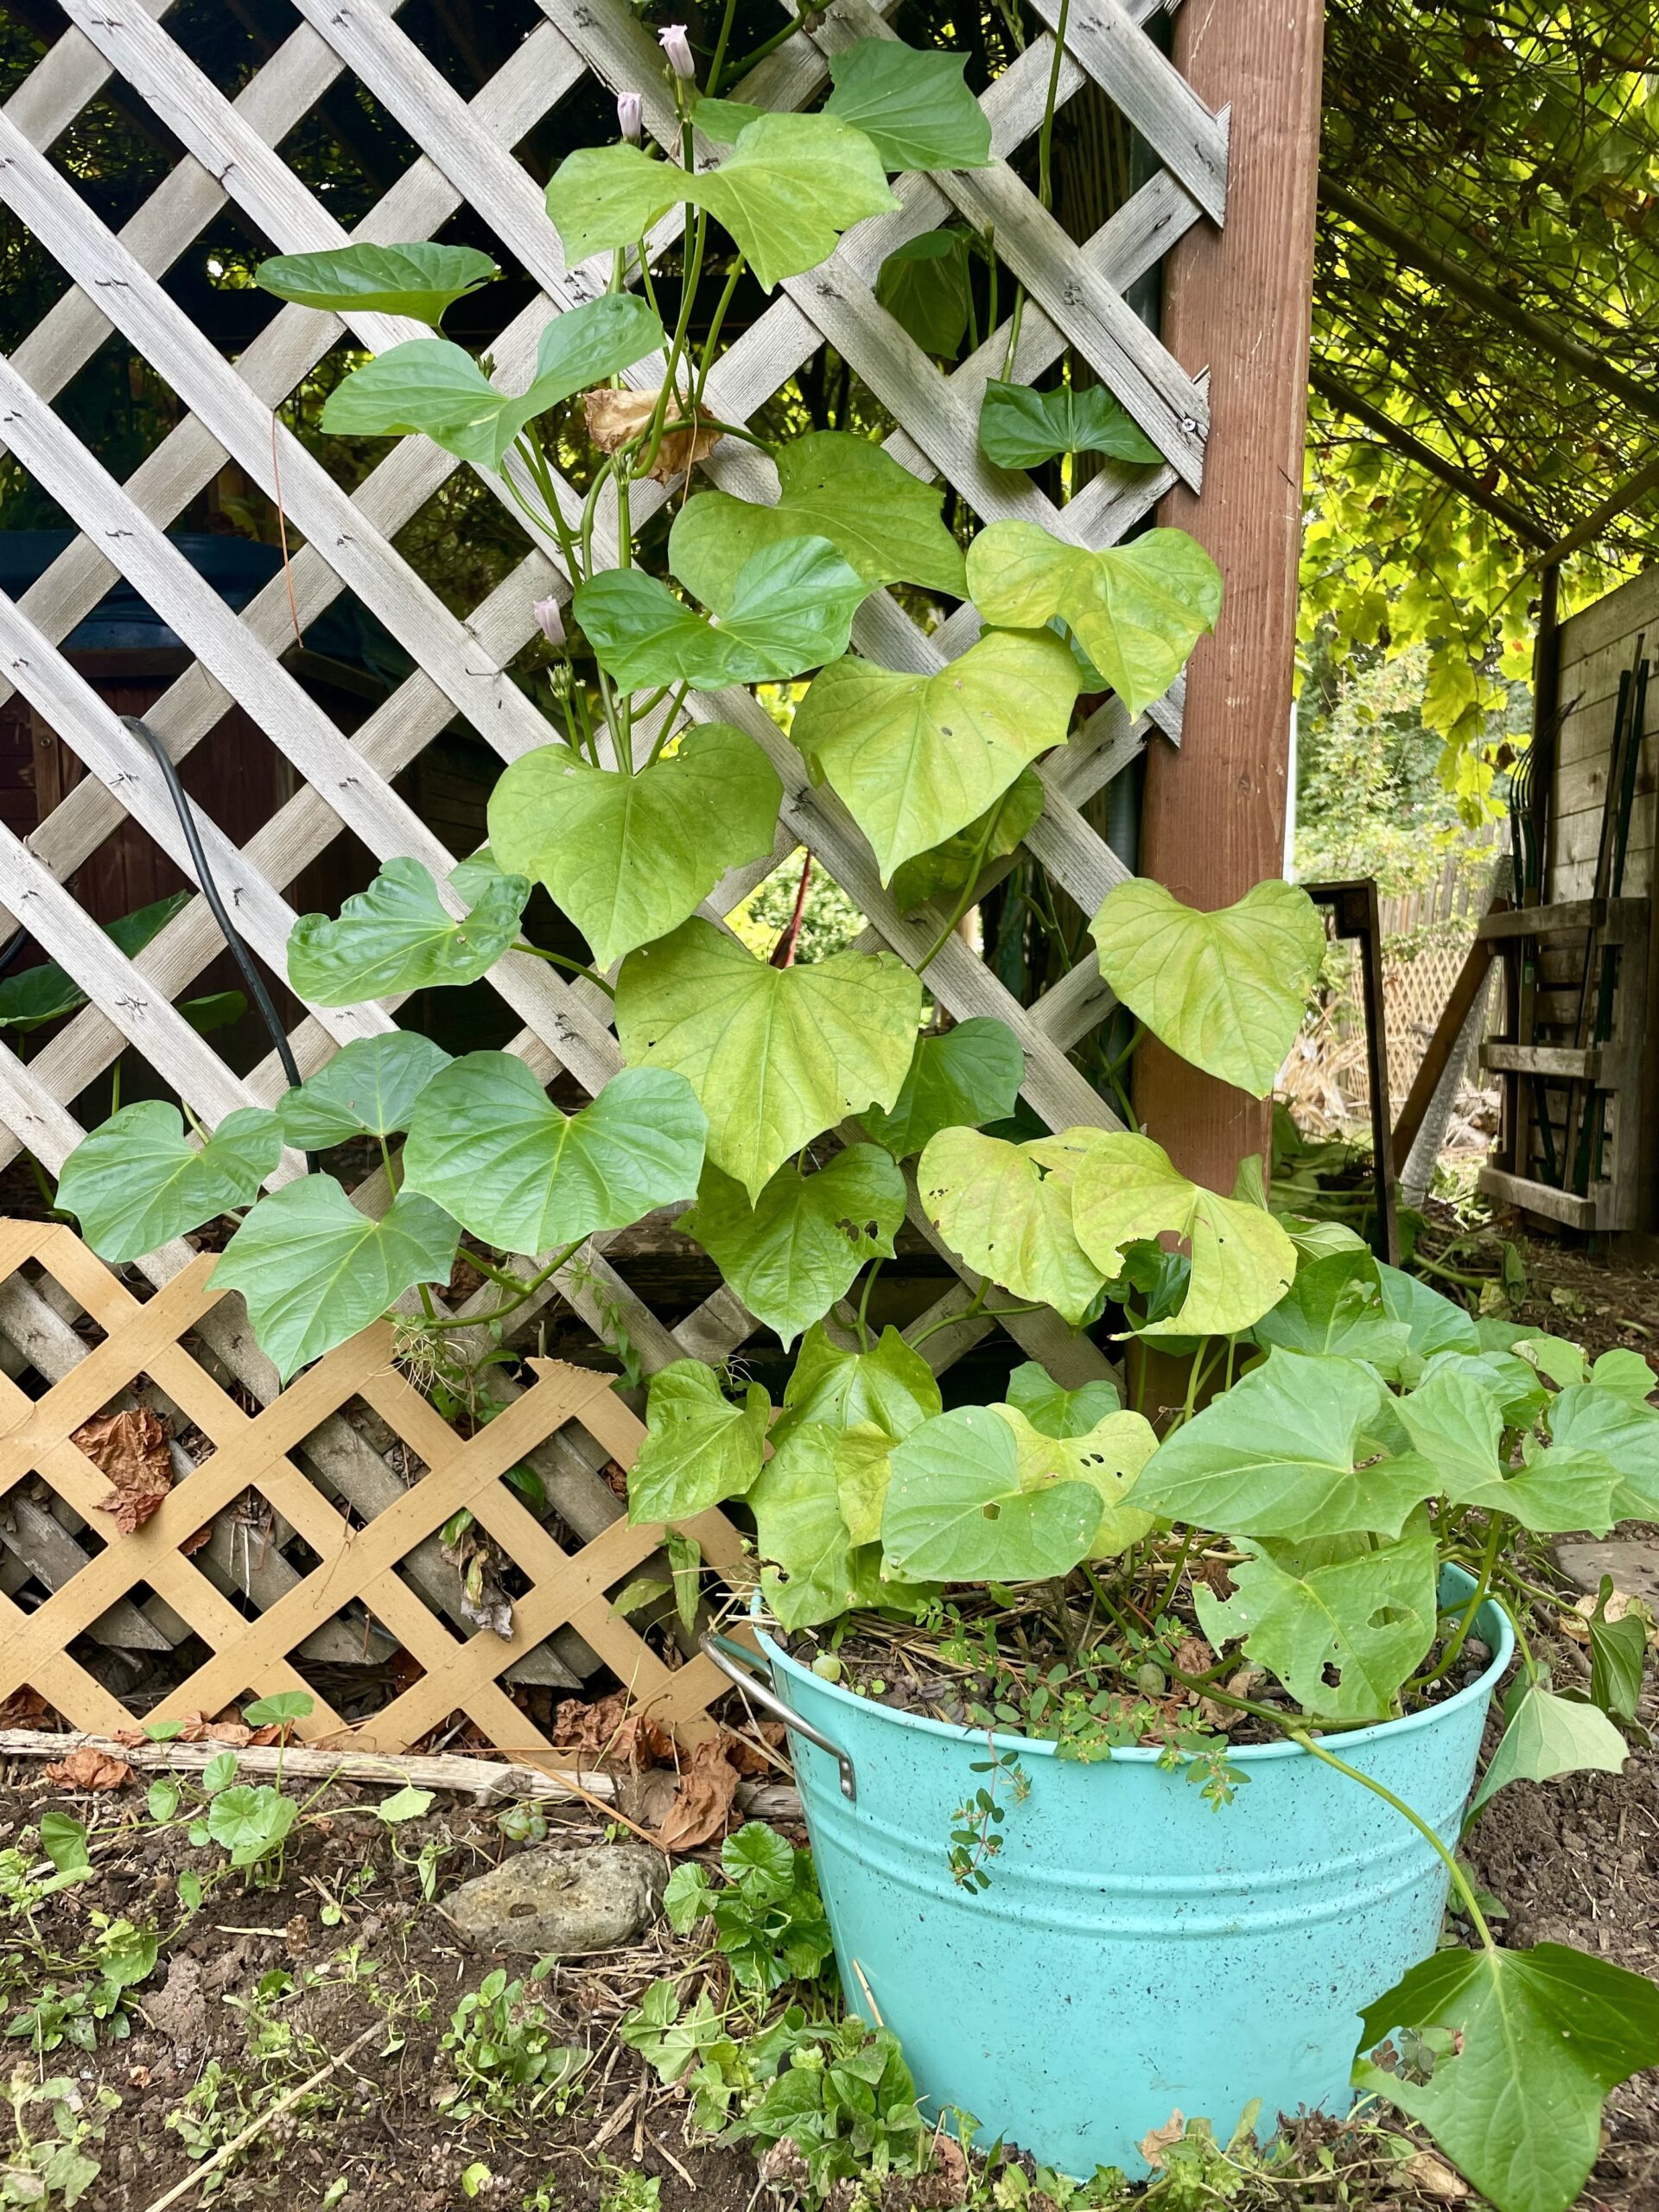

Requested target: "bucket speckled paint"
[{"left": 753, "top": 1573, "right": 1510, "bottom": 2177}]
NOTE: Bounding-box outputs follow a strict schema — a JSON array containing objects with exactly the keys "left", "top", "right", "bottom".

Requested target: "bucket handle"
[{"left": 700, "top": 1630, "right": 858, "bottom": 1802}]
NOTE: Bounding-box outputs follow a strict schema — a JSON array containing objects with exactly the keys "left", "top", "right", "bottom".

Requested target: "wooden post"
[{"left": 1135, "top": 0, "right": 1325, "bottom": 1186}]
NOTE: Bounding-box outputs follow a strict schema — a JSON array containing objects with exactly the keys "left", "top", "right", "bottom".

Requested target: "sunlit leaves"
[
  {"left": 57, "top": 1103, "right": 283, "bottom": 1264},
  {"left": 575, "top": 538, "right": 868, "bottom": 691},
  {"left": 993, "top": 1402, "right": 1157, "bottom": 1561},
  {"left": 1395, "top": 1363, "right": 1619, "bottom": 1535},
  {"left": 1005, "top": 1361, "right": 1121, "bottom": 1438},
  {"left": 978, "top": 381, "right": 1161, "bottom": 472},
  {"left": 1548, "top": 1382, "right": 1659, "bottom": 1518},
  {"left": 883, "top": 1405, "right": 1103, "bottom": 1583},
  {"left": 750, "top": 1422, "right": 882, "bottom": 1629},
  {"left": 682, "top": 1146, "right": 906, "bottom": 1347},
  {"left": 887, "top": 771, "right": 1045, "bottom": 918},
  {"left": 276, "top": 1033, "right": 452, "bottom": 1148},
  {"left": 254, "top": 242, "right": 499, "bottom": 327},
  {"left": 773, "top": 1322, "right": 941, "bottom": 1448},
  {"left": 917, "top": 1125, "right": 1105, "bottom": 1327},
  {"left": 288, "top": 857, "right": 529, "bottom": 1004},
  {"left": 823, "top": 41, "right": 992, "bottom": 172},
  {"left": 627, "top": 1360, "right": 770, "bottom": 1525},
  {"left": 861, "top": 1017, "right": 1024, "bottom": 1160}
]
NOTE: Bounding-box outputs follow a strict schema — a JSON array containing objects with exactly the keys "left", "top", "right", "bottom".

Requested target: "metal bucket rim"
[{"left": 753, "top": 1564, "right": 1514, "bottom": 1766}]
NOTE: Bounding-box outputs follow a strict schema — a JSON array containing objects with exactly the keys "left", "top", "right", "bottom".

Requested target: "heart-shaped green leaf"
[
  {"left": 977, "top": 380, "right": 1162, "bottom": 471},
  {"left": 823, "top": 41, "right": 993, "bottom": 171},
  {"left": 546, "top": 114, "right": 898, "bottom": 291},
  {"left": 1395, "top": 1363, "right": 1620, "bottom": 1535},
  {"left": 682, "top": 1145, "right": 906, "bottom": 1347},
  {"left": 402, "top": 1056, "right": 706, "bottom": 1255},
  {"left": 1004, "top": 1360, "right": 1121, "bottom": 1437},
  {"left": 1468, "top": 1678, "right": 1628, "bottom": 1820},
  {"left": 670, "top": 431, "right": 967, "bottom": 601},
  {"left": 319, "top": 295, "right": 664, "bottom": 468},
  {"left": 1071, "top": 1131, "right": 1297, "bottom": 1337},
  {"left": 575, "top": 537, "right": 868, "bottom": 692},
  {"left": 1088, "top": 878, "right": 1324, "bottom": 1096},
  {"left": 58, "top": 1102, "right": 283, "bottom": 1264},
  {"left": 212, "top": 1178, "right": 460, "bottom": 1380},
  {"left": 862, "top": 1016, "right": 1024, "bottom": 1160},
  {"left": 626, "top": 1359, "right": 770, "bottom": 1524},
  {"left": 748, "top": 1421, "right": 860, "bottom": 1629},
  {"left": 488, "top": 725, "right": 781, "bottom": 967},
  {"left": 994, "top": 1402, "right": 1157, "bottom": 1560},
  {"left": 792, "top": 627, "right": 1078, "bottom": 882},
  {"left": 1254, "top": 1251, "right": 1414, "bottom": 1373},
  {"left": 615, "top": 919, "right": 921, "bottom": 1201},
  {"left": 1129, "top": 1349, "right": 1439, "bottom": 1541},
  {"left": 883, "top": 1404, "right": 1103, "bottom": 1583},
  {"left": 288, "top": 857, "right": 529, "bottom": 1004},
  {"left": 773, "top": 1322, "right": 941, "bottom": 1446},
  {"left": 887, "top": 772, "right": 1045, "bottom": 916},
  {"left": 688, "top": 97, "right": 769, "bottom": 143},
  {"left": 875, "top": 231, "right": 972, "bottom": 357},
  {"left": 967, "top": 522, "right": 1222, "bottom": 717},
  {"left": 276, "top": 1033, "right": 452, "bottom": 1148},
  {"left": 1589, "top": 1346, "right": 1656, "bottom": 1402},
  {"left": 1376, "top": 1261, "right": 1482, "bottom": 1363},
  {"left": 1353, "top": 1943, "right": 1659, "bottom": 2212},
  {"left": 1194, "top": 1511, "right": 1437, "bottom": 1722},
  {"left": 1545, "top": 1383, "right": 1659, "bottom": 1517},
  {"left": 254, "top": 242, "right": 499, "bottom": 326},
  {"left": 0, "top": 892, "right": 188, "bottom": 1033},
  {"left": 916, "top": 1125, "right": 1105, "bottom": 1327}
]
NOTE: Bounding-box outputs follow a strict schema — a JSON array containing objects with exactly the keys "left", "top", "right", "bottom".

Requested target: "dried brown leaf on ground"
[
  {"left": 722, "top": 1720, "right": 786, "bottom": 1777},
  {"left": 74, "top": 1407, "right": 174, "bottom": 1534},
  {"left": 583, "top": 386, "right": 721, "bottom": 482},
  {"left": 1138, "top": 2111, "right": 1186, "bottom": 2170},
  {"left": 1402, "top": 2149, "right": 1470, "bottom": 2200},
  {"left": 654, "top": 1734, "right": 741, "bottom": 1853},
  {"left": 43, "top": 1745, "right": 135, "bottom": 1790},
  {"left": 554, "top": 1688, "right": 673, "bottom": 1771}
]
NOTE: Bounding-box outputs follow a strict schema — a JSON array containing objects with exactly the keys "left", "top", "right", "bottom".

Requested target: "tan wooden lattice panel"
[{"left": 0, "top": 0, "right": 1229, "bottom": 1714}]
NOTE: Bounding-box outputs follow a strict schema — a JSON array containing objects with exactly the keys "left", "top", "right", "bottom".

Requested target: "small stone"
[{"left": 440, "top": 1842, "right": 667, "bottom": 1955}]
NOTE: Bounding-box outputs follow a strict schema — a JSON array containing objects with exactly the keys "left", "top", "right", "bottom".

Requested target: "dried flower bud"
[
  {"left": 658, "top": 23, "right": 695, "bottom": 78},
  {"left": 616, "top": 91, "right": 644, "bottom": 144},
  {"left": 531, "top": 594, "right": 565, "bottom": 648}
]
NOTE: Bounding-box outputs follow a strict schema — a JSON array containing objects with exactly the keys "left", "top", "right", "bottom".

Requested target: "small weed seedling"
[
  {"left": 441, "top": 1967, "right": 586, "bottom": 2123},
  {"left": 2, "top": 2073, "right": 119, "bottom": 2210},
  {"left": 663, "top": 1821, "right": 835, "bottom": 1995}
]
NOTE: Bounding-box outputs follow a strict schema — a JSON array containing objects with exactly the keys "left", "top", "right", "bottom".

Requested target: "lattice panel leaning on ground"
[{"left": 0, "top": 0, "right": 1228, "bottom": 1746}]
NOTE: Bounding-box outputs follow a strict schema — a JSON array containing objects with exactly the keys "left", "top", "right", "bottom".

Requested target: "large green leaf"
[
  {"left": 288, "top": 857, "right": 529, "bottom": 1004},
  {"left": 994, "top": 1402, "right": 1157, "bottom": 1560},
  {"left": 966, "top": 523, "right": 1222, "bottom": 718},
  {"left": 488, "top": 726, "right": 781, "bottom": 967},
  {"left": 1193, "top": 1511, "right": 1437, "bottom": 1722},
  {"left": 875, "top": 232, "right": 971, "bottom": 357},
  {"left": 575, "top": 537, "right": 868, "bottom": 692},
  {"left": 887, "top": 771, "right": 1044, "bottom": 916},
  {"left": 1005, "top": 1360, "right": 1121, "bottom": 1438},
  {"left": 319, "top": 295, "right": 663, "bottom": 469},
  {"left": 1253, "top": 1251, "right": 1413, "bottom": 1374},
  {"left": 254, "top": 242, "right": 499, "bottom": 326},
  {"left": 670, "top": 432, "right": 966, "bottom": 602},
  {"left": 682, "top": 1146, "right": 906, "bottom": 1348},
  {"left": 615, "top": 919, "right": 922, "bottom": 1202},
  {"left": 402, "top": 1056, "right": 705, "bottom": 1255},
  {"left": 791, "top": 627, "right": 1078, "bottom": 882},
  {"left": 823, "top": 40, "right": 992, "bottom": 171},
  {"left": 1395, "top": 1363, "right": 1620, "bottom": 1535},
  {"left": 57, "top": 1102, "right": 283, "bottom": 1265},
  {"left": 772, "top": 1322, "right": 941, "bottom": 1447},
  {"left": 1589, "top": 1346, "right": 1656, "bottom": 1403},
  {"left": 1088, "top": 879, "right": 1325, "bottom": 1096},
  {"left": 1376, "top": 1261, "right": 1481, "bottom": 1362},
  {"left": 1070, "top": 1131, "right": 1297, "bottom": 1338},
  {"left": 1128, "top": 1349, "right": 1439, "bottom": 1541},
  {"left": 627, "top": 1360, "right": 770, "bottom": 1524},
  {"left": 546, "top": 115, "right": 898, "bottom": 291},
  {"left": 749, "top": 1422, "right": 861, "bottom": 1629},
  {"left": 276, "top": 1033, "right": 452, "bottom": 1148},
  {"left": 977, "top": 380, "right": 1162, "bottom": 471},
  {"left": 1353, "top": 1943, "right": 1659, "bottom": 2212},
  {"left": 1468, "top": 1678, "right": 1628, "bottom": 1820},
  {"left": 0, "top": 892, "right": 188, "bottom": 1033},
  {"left": 211, "top": 1178, "right": 459, "bottom": 1380},
  {"left": 862, "top": 1017, "right": 1024, "bottom": 1160},
  {"left": 1586, "top": 1577, "right": 1646, "bottom": 1724},
  {"left": 916, "top": 1125, "right": 1105, "bottom": 1327},
  {"left": 1547, "top": 1382, "right": 1659, "bottom": 1517},
  {"left": 882, "top": 1405, "right": 1103, "bottom": 1583}
]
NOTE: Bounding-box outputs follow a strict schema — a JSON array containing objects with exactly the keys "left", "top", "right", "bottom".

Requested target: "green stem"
[
  {"left": 706, "top": 0, "right": 741, "bottom": 95},
  {"left": 1155, "top": 1529, "right": 1197, "bottom": 1617},
  {"left": 416, "top": 1241, "right": 585, "bottom": 1333},
  {"left": 693, "top": 258, "right": 746, "bottom": 412},
  {"left": 1411, "top": 1514, "right": 1504, "bottom": 1693},
  {"left": 907, "top": 1300, "right": 1041, "bottom": 1350},
  {"left": 855, "top": 1259, "right": 881, "bottom": 1354},
  {"left": 915, "top": 804, "right": 1003, "bottom": 970},
  {"left": 1037, "top": 0, "right": 1071, "bottom": 212},
  {"left": 512, "top": 943, "right": 615, "bottom": 996}
]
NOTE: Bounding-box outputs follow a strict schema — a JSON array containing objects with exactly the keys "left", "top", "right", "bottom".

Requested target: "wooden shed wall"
[{"left": 1549, "top": 568, "right": 1658, "bottom": 904}]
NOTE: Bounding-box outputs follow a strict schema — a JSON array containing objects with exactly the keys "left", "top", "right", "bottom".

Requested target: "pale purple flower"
[
  {"left": 617, "top": 91, "right": 644, "bottom": 144},
  {"left": 658, "top": 23, "right": 695, "bottom": 78},
  {"left": 531, "top": 594, "right": 565, "bottom": 648}
]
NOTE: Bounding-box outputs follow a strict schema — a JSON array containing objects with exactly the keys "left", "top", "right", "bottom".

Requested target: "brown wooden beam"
[{"left": 1137, "top": 0, "right": 1323, "bottom": 1186}]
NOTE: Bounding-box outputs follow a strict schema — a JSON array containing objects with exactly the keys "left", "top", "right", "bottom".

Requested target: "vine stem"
[
  {"left": 414, "top": 1240, "right": 585, "bottom": 1333},
  {"left": 1410, "top": 1513, "right": 1505, "bottom": 1693},
  {"left": 512, "top": 943, "right": 615, "bottom": 996}
]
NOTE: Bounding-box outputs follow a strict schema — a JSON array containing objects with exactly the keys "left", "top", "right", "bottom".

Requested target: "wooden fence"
[{"left": 0, "top": 0, "right": 1230, "bottom": 1745}]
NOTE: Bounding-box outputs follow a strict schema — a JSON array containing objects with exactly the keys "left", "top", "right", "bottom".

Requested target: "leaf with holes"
[
  {"left": 967, "top": 523, "right": 1221, "bottom": 717},
  {"left": 994, "top": 1402, "right": 1157, "bottom": 1561},
  {"left": 792, "top": 627, "right": 1078, "bottom": 882},
  {"left": 402, "top": 1056, "right": 706, "bottom": 1255},
  {"left": 615, "top": 919, "right": 921, "bottom": 1202},
  {"left": 211, "top": 1177, "right": 459, "bottom": 1380},
  {"left": 823, "top": 40, "right": 992, "bottom": 171},
  {"left": 626, "top": 1360, "right": 770, "bottom": 1524},
  {"left": 58, "top": 1102, "right": 283, "bottom": 1265},
  {"left": 1468, "top": 1677, "right": 1628, "bottom": 1819},
  {"left": 1088, "top": 878, "right": 1324, "bottom": 1096},
  {"left": 671, "top": 432, "right": 966, "bottom": 602},
  {"left": 882, "top": 1404, "right": 1103, "bottom": 1584},
  {"left": 1193, "top": 1511, "right": 1437, "bottom": 1723},
  {"left": 488, "top": 725, "right": 781, "bottom": 967},
  {"left": 875, "top": 231, "right": 972, "bottom": 357},
  {"left": 917, "top": 1124, "right": 1106, "bottom": 1327},
  {"left": 978, "top": 380, "right": 1162, "bottom": 471},
  {"left": 288, "top": 857, "right": 529, "bottom": 1004},
  {"left": 277, "top": 1033, "right": 453, "bottom": 1148},
  {"left": 749, "top": 1422, "right": 862, "bottom": 1629},
  {"left": 772, "top": 1322, "right": 941, "bottom": 1448},
  {"left": 1071, "top": 1130, "right": 1297, "bottom": 1338},
  {"left": 1005, "top": 1360, "right": 1121, "bottom": 1438},
  {"left": 575, "top": 537, "right": 868, "bottom": 691},
  {"left": 254, "top": 242, "right": 500, "bottom": 326},
  {"left": 319, "top": 295, "right": 663, "bottom": 468},
  {"left": 862, "top": 1017, "right": 1025, "bottom": 1160},
  {"left": 1352, "top": 1943, "right": 1659, "bottom": 2212},
  {"left": 546, "top": 114, "right": 898, "bottom": 291},
  {"left": 682, "top": 1146, "right": 906, "bottom": 1348},
  {"left": 887, "top": 770, "right": 1046, "bottom": 918}
]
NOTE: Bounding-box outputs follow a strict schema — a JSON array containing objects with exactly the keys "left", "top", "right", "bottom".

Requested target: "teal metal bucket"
[{"left": 715, "top": 1572, "right": 1511, "bottom": 2177}]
